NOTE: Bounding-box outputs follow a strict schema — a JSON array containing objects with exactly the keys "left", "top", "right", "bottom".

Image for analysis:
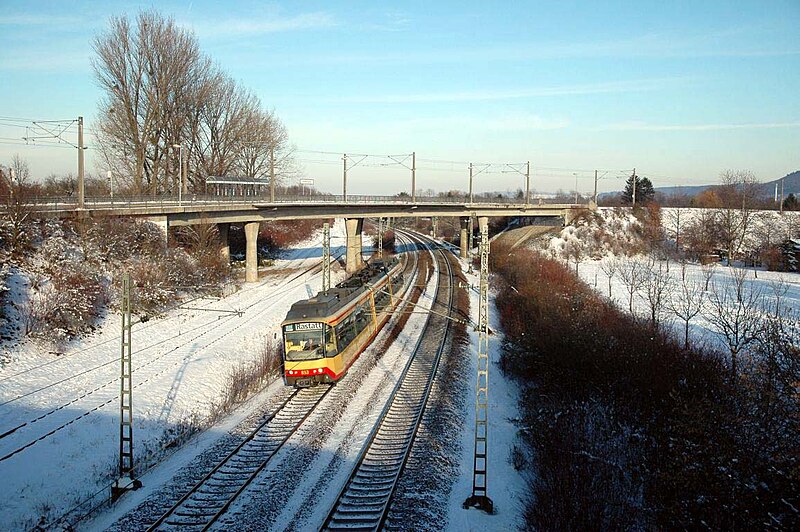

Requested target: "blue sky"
[{"left": 1, "top": 0, "right": 798, "bottom": 195}]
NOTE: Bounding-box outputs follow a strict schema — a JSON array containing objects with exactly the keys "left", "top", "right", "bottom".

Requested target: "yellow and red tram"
[{"left": 281, "top": 258, "right": 404, "bottom": 387}]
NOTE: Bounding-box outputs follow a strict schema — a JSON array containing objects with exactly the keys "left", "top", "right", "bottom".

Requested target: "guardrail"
[{"left": 3, "top": 193, "right": 576, "bottom": 211}]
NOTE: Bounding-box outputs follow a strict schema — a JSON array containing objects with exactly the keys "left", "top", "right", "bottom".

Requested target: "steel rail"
[
  {"left": 144, "top": 232, "right": 421, "bottom": 531},
  {"left": 322, "top": 230, "right": 456, "bottom": 531},
  {"left": 146, "top": 386, "right": 326, "bottom": 531}
]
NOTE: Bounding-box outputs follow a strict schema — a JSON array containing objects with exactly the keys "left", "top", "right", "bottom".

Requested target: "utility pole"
[
  {"left": 78, "top": 116, "right": 85, "bottom": 209},
  {"left": 343, "top": 153, "right": 348, "bottom": 203},
  {"left": 631, "top": 168, "right": 637, "bottom": 207},
  {"left": 377, "top": 218, "right": 383, "bottom": 258},
  {"left": 468, "top": 216, "right": 474, "bottom": 263},
  {"left": 780, "top": 177, "right": 785, "bottom": 214},
  {"left": 593, "top": 170, "right": 598, "bottom": 206},
  {"left": 469, "top": 163, "right": 474, "bottom": 204},
  {"left": 573, "top": 172, "right": 578, "bottom": 203},
  {"left": 112, "top": 272, "right": 141, "bottom": 500},
  {"left": 411, "top": 151, "right": 416, "bottom": 203},
  {"left": 270, "top": 147, "right": 276, "bottom": 202},
  {"left": 525, "top": 161, "right": 530, "bottom": 207},
  {"left": 464, "top": 221, "right": 493, "bottom": 514},
  {"left": 322, "top": 223, "right": 331, "bottom": 293},
  {"left": 171, "top": 144, "right": 183, "bottom": 205}
]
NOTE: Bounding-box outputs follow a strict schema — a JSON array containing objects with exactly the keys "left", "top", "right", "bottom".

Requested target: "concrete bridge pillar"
[
  {"left": 145, "top": 215, "right": 169, "bottom": 246},
  {"left": 459, "top": 217, "right": 469, "bottom": 258},
  {"left": 345, "top": 218, "right": 364, "bottom": 274},
  {"left": 478, "top": 216, "right": 489, "bottom": 234},
  {"left": 563, "top": 208, "right": 581, "bottom": 226},
  {"left": 218, "top": 223, "right": 230, "bottom": 263},
  {"left": 244, "top": 221, "right": 259, "bottom": 282}
]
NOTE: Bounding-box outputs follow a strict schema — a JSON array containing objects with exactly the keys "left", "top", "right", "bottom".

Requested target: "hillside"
[{"left": 599, "top": 170, "right": 800, "bottom": 201}]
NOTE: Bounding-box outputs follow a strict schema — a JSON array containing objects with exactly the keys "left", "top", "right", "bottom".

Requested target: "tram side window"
[
  {"left": 353, "top": 304, "right": 369, "bottom": 333},
  {"left": 374, "top": 289, "right": 390, "bottom": 312},
  {"left": 335, "top": 316, "right": 357, "bottom": 351},
  {"left": 324, "top": 325, "right": 337, "bottom": 357}
]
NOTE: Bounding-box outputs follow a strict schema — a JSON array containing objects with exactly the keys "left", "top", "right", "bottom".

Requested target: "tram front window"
[{"left": 284, "top": 330, "right": 324, "bottom": 360}]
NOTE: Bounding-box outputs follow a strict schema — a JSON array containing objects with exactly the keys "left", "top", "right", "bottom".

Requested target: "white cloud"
[
  {"left": 325, "top": 78, "right": 683, "bottom": 104},
  {"left": 0, "top": 14, "right": 82, "bottom": 26},
  {"left": 599, "top": 121, "right": 800, "bottom": 132},
  {"left": 192, "top": 11, "right": 336, "bottom": 38}
]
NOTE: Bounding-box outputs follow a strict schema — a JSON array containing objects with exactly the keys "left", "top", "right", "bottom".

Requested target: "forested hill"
[{"left": 601, "top": 170, "right": 800, "bottom": 200}]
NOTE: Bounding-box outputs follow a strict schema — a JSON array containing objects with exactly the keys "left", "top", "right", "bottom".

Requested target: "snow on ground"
[
  {"left": 575, "top": 258, "right": 800, "bottom": 352},
  {"left": 445, "top": 256, "right": 527, "bottom": 531},
  {"left": 256, "top": 253, "right": 438, "bottom": 530},
  {"left": 0, "top": 220, "right": 357, "bottom": 530},
  {"left": 545, "top": 207, "right": 800, "bottom": 353},
  {"left": 0, "top": 224, "right": 529, "bottom": 530}
]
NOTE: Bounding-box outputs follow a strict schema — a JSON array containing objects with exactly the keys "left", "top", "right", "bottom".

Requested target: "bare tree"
[
  {"left": 701, "top": 261, "right": 717, "bottom": 291},
  {"left": 93, "top": 12, "right": 207, "bottom": 194},
  {"left": 666, "top": 263, "right": 705, "bottom": 348},
  {"left": 707, "top": 267, "right": 763, "bottom": 379},
  {"left": 716, "top": 170, "right": 759, "bottom": 265},
  {"left": 0, "top": 154, "right": 36, "bottom": 258},
  {"left": 639, "top": 257, "right": 672, "bottom": 329},
  {"left": 618, "top": 257, "right": 645, "bottom": 315},
  {"left": 564, "top": 238, "right": 584, "bottom": 275},
  {"left": 663, "top": 208, "right": 685, "bottom": 254},
  {"left": 93, "top": 10, "right": 293, "bottom": 196},
  {"left": 599, "top": 256, "right": 619, "bottom": 299}
]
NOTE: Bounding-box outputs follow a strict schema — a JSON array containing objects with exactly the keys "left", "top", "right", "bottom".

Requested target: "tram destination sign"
[{"left": 286, "top": 322, "right": 324, "bottom": 331}]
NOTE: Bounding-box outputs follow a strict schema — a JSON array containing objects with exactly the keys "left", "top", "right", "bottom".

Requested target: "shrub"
[{"left": 492, "top": 240, "right": 797, "bottom": 529}]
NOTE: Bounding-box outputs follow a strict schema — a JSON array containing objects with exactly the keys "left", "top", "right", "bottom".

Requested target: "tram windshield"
[{"left": 283, "top": 322, "right": 335, "bottom": 361}]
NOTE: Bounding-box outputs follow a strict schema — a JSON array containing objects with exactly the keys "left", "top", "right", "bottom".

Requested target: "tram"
[{"left": 281, "top": 258, "right": 404, "bottom": 387}]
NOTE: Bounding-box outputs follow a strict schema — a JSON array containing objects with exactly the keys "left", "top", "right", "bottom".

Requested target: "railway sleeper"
[
  {"left": 345, "top": 483, "right": 393, "bottom": 494},
  {"left": 369, "top": 438, "right": 409, "bottom": 448},
  {"left": 359, "top": 461, "right": 402, "bottom": 471},
  {"left": 327, "top": 514, "right": 382, "bottom": 527},
  {"left": 341, "top": 492, "right": 389, "bottom": 502},
  {"left": 182, "top": 502, "right": 224, "bottom": 511},
  {"left": 165, "top": 517, "right": 213, "bottom": 527},
  {"left": 216, "top": 468, "right": 253, "bottom": 476},
  {"left": 174, "top": 507, "right": 220, "bottom": 517},
  {"left": 373, "top": 432, "right": 412, "bottom": 442},
  {"left": 201, "top": 482, "right": 242, "bottom": 492},
  {"left": 354, "top": 467, "right": 398, "bottom": 478},
  {"left": 335, "top": 505, "right": 385, "bottom": 515}
]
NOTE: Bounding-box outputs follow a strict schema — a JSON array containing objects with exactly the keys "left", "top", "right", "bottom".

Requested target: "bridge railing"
[{"left": 10, "top": 193, "right": 574, "bottom": 211}]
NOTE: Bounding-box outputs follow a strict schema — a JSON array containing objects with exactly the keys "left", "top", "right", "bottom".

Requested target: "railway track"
[
  {"left": 0, "top": 243, "right": 349, "bottom": 464},
  {"left": 146, "top": 386, "right": 328, "bottom": 531},
  {"left": 322, "top": 231, "right": 456, "bottom": 531},
  {"left": 140, "top": 232, "right": 422, "bottom": 531}
]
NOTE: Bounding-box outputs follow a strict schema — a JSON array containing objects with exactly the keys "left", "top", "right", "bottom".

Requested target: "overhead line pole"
[
  {"left": 464, "top": 220, "right": 493, "bottom": 514},
  {"left": 78, "top": 116, "right": 85, "bottom": 209},
  {"left": 322, "top": 223, "right": 331, "bottom": 293},
  {"left": 469, "top": 163, "right": 474, "bottom": 204},
  {"left": 525, "top": 161, "right": 530, "bottom": 208},
  {"left": 343, "top": 153, "right": 348, "bottom": 203},
  {"left": 270, "top": 147, "right": 276, "bottom": 202},
  {"left": 412, "top": 151, "right": 416, "bottom": 203}
]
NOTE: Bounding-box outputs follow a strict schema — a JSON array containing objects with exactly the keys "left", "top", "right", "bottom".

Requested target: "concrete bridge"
[{"left": 19, "top": 194, "right": 587, "bottom": 281}]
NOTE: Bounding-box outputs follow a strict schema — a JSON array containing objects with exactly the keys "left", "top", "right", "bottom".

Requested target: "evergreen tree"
[
  {"left": 782, "top": 193, "right": 798, "bottom": 211},
  {"left": 621, "top": 175, "right": 655, "bottom": 205}
]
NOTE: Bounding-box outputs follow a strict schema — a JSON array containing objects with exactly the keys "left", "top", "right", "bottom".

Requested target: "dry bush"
[
  {"left": 85, "top": 218, "right": 166, "bottom": 263},
  {"left": 123, "top": 259, "right": 173, "bottom": 314},
  {"left": 215, "top": 336, "right": 281, "bottom": 415},
  {"left": 492, "top": 240, "right": 797, "bottom": 529},
  {"left": 258, "top": 219, "right": 330, "bottom": 252}
]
